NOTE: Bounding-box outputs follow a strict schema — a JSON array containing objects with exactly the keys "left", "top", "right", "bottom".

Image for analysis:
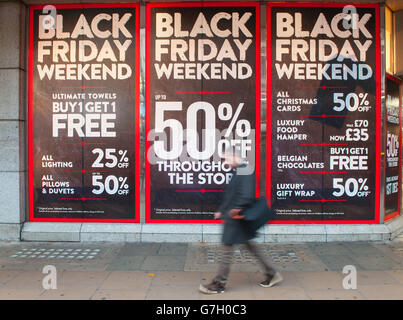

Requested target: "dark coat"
[{"left": 218, "top": 164, "right": 256, "bottom": 245}]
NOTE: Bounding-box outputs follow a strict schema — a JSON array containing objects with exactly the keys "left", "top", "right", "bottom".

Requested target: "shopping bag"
[{"left": 241, "top": 197, "right": 271, "bottom": 232}]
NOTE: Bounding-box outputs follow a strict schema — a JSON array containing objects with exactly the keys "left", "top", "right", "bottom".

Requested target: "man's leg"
[
  {"left": 199, "top": 244, "right": 233, "bottom": 294},
  {"left": 245, "top": 241, "right": 276, "bottom": 277},
  {"left": 245, "top": 241, "right": 283, "bottom": 287},
  {"left": 214, "top": 244, "right": 234, "bottom": 283}
]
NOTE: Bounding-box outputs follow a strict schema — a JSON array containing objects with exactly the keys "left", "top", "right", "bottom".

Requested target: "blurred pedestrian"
[{"left": 199, "top": 150, "right": 282, "bottom": 294}]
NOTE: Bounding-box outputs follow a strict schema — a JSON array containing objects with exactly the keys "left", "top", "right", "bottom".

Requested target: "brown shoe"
[
  {"left": 259, "top": 272, "right": 283, "bottom": 288},
  {"left": 199, "top": 280, "right": 226, "bottom": 294}
]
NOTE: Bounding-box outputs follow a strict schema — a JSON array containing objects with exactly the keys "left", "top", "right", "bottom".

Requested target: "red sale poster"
[
  {"left": 146, "top": 2, "right": 260, "bottom": 223},
  {"left": 29, "top": 3, "right": 140, "bottom": 222}
]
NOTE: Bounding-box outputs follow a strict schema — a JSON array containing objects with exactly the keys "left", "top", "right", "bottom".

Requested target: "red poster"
[
  {"left": 146, "top": 2, "right": 260, "bottom": 223},
  {"left": 267, "top": 2, "right": 381, "bottom": 224},
  {"left": 384, "top": 74, "right": 402, "bottom": 221},
  {"left": 28, "top": 3, "right": 140, "bottom": 222}
]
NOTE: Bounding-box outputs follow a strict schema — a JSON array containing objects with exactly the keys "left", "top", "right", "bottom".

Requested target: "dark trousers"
[{"left": 214, "top": 242, "right": 277, "bottom": 283}]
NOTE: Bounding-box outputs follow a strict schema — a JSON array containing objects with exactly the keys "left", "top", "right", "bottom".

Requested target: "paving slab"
[
  {"left": 150, "top": 271, "right": 202, "bottom": 287},
  {"left": 91, "top": 289, "right": 147, "bottom": 300},
  {"left": 0, "top": 261, "right": 49, "bottom": 271},
  {"left": 343, "top": 242, "right": 389, "bottom": 256},
  {"left": 352, "top": 255, "right": 403, "bottom": 271},
  {"left": 0, "top": 288, "right": 44, "bottom": 300},
  {"left": 56, "top": 271, "right": 109, "bottom": 288},
  {"left": 304, "top": 289, "right": 365, "bottom": 300},
  {"left": 141, "top": 255, "right": 186, "bottom": 271},
  {"left": 307, "top": 242, "right": 354, "bottom": 256},
  {"left": 99, "top": 271, "right": 153, "bottom": 291},
  {"left": 106, "top": 256, "right": 146, "bottom": 271},
  {"left": 312, "top": 254, "right": 363, "bottom": 271},
  {"left": 385, "top": 270, "right": 403, "bottom": 284},
  {"left": 294, "top": 271, "right": 345, "bottom": 290},
  {"left": 184, "top": 243, "right": 328, "bottom": 272},
  {"left": 146, "top": 285, "right": 201, "bottom": 300},
  {"left": 0, "top": 270, "right": 20, "bottom": 286},
  {"left": 355, "top": 270, "right": 397, "bottom": 286},
  {"left": 117, "top": 243, "right": 161, "bottom": 256},
  {"left": 373, "top": 243, "right": 403, "bottom": 264},
  {"left": 357, "top": 284, "right": 403, "bottom": 300},
  {"left": 251, "top": 286, "right": 309, "bottom": 300},
  {"left": 37, "top": 286, "right": 99, "bottom": 300},
  {"left": 158, "top": 243, "right": 188, "bottom": 256},
  {"left": 0, "top": 242, "right": 123, "bottom": 271},
  {"left": 5, "top": 270, "right": 44, "bottom": 290}
]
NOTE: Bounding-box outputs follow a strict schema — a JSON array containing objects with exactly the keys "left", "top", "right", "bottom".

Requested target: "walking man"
[{"left": 199, "top": 150, "right": 283, "bottom": 294}]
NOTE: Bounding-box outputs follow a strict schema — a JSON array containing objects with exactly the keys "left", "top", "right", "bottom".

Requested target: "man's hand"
[
  {"left": 214, "top": 212, "right": 222, "bottom": 219},
  {"left": 229, "top": 208, "right": 244, "bottom": 219}
]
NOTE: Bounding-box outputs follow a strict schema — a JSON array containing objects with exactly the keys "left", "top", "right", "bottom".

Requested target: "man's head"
[{"left": 222, "top": 148, "right": 243, "bottom": 169}]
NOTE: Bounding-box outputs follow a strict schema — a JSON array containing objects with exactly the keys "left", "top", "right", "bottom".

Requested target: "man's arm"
[
  {"left": 228, "top": 173, "right": 255, "bottom": 219},
  {"left": 231, "top": 173, "right": 255, "bottom": 209}
]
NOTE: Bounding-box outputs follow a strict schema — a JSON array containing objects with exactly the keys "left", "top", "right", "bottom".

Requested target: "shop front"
[{"left": 0, "top": 0, "right": 402, "bottom": 242}]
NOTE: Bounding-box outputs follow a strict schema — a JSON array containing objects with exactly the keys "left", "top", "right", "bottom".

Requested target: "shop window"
[{"left": 386, "top": 6, "right": 394, "bottom": 74}]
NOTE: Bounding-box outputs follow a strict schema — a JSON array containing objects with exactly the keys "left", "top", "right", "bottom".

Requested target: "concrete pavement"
[{"left": 0, "top": 240, "right": 403, "bottom": 300}]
